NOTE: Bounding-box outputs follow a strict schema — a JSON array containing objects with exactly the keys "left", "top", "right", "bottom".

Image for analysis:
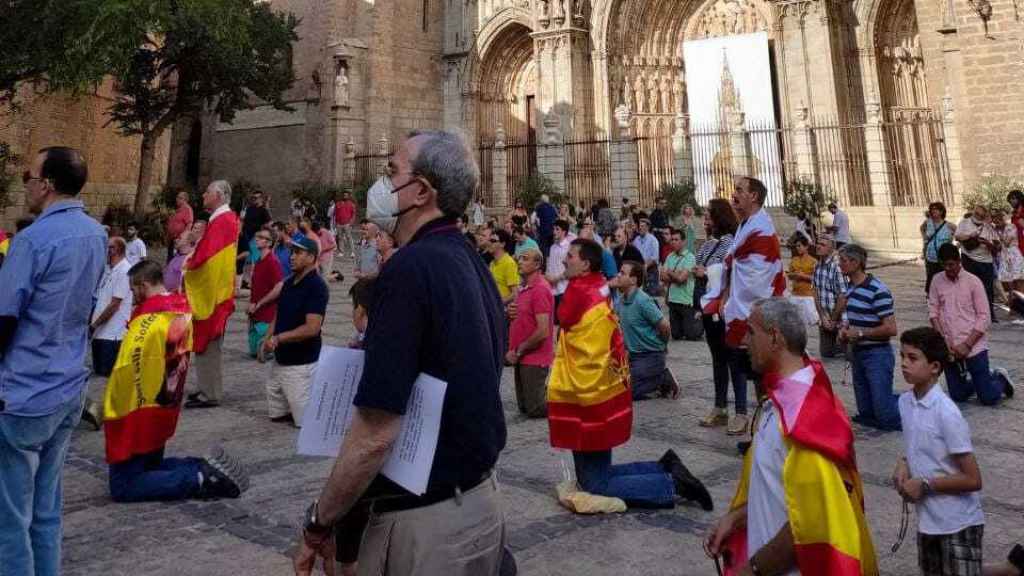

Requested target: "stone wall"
[{"left": 0, "top": 80, "right": 171, "bottom": 228}]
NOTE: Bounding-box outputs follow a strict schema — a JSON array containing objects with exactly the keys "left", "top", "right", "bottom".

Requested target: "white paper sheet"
[{"left": 297, "top": 346, "right": 447, "bottom": 495}]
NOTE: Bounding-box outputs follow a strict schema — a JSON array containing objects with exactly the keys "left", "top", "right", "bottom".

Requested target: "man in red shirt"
[
  {"left": 165, "top": 190, "right": 194, "bottom": 261},
  {"left": 506, "top": 248, "right": 554, "bottom": 418},
  {"left": 246, "top": 229, "right": 284, "bottom": 359},
  {"left": 333, "top": 191, "right": 357, "bottom": 258}
]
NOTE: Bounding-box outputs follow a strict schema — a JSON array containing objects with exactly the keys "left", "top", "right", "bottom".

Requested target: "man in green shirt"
[
  {"left": 661, "top": 228, "right": 699, "bottom": 340},
  {"left": 615, "top": 260, "right": 679, "bottom": 400},
  {"left": 513, "top": 226, "right": 540, "bottom": 257}
]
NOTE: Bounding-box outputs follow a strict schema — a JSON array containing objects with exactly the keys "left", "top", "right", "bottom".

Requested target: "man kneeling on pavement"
[
  {"left": 103, "top": 260, "right": 249, "bottom": 502},
  {"left": 615, "top": 259, "right": 680, "bottom": 400}
]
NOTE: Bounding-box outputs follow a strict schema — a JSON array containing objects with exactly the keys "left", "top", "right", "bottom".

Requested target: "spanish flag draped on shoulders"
[
  {"left": 724, "top": 358, "right": 878, "bottom": 576},
  {"left": 183, "top": 204, "right": 239, "bottom": 353},
  {"left": 547, "top": 271, "right": 633, "bottom": 451},
  {"left": 0, "top": 229, "right": 9, "bottom": 257},
  {"left": 103, "top": 293, "right": 193, "bottom": 464}
]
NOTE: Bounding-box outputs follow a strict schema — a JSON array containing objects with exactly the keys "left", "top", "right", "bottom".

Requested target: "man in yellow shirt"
[{"left": 489, "top": 229, "right": 520, "bottom": 304}]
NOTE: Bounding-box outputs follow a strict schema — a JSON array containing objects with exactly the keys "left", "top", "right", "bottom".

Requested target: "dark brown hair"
[{"left": 707, "top": 198, "right": 738, "bottom": 237}]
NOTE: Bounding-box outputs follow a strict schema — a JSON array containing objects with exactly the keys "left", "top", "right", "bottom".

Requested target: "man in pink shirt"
[
  {"left": 506, "top": 248, "right": 554, "bottom": 418},
  {"left": 165, "top": 190, "right": 194, "bottom": 261},
  {"left": 929, "top": 243, "right": 1013, "bottom": 405},
  {"left": 333, "top": 191, "right": 357, "bottom": 258}
]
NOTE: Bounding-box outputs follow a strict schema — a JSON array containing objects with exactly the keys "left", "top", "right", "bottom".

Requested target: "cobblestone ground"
[{"left": 63, "top": 259, "right": 1024, "bottom": 576}]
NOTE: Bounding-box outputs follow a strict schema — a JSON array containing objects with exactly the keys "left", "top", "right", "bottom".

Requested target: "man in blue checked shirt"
[{"left": 0, "top": 147, "right": 107, "bottom": 576}]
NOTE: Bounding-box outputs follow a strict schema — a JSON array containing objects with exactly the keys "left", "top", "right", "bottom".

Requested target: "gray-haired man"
[{"left": 294, "top": 131, "right": 508, "bottom": 576}]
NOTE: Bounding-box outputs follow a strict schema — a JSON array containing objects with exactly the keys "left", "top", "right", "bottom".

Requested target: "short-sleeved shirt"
[
  {"left": 357, "top": 239, "right": 379, "bottom": 276},
  {"left": 126, "top": 237, "right": 147, "bottom": 266},
  {"left": 0, "top": 200, "right": 107, "bottom": 416},
  {"left": 956, "top": 217, "right": 998, "bottom": 264},
  {"left": 251, "top": 252, "right": 284, "bottom": 324},
  {"left": 273, "top": 271, "right": 328, "bottom": 366},
  {"left": 489, "top": 252, "right": 520, "bottom": 300},
  {"left": 899, "top": 385, "right": 984, "bottom": 534},
  {"left": 832, "top": 209, "right": 851, "bottom": 243},
  {"left": 354, "top": 217, "right": 507, "bottom": 492},
  {"left": 813, "top": 253, "right": 848, "bottom": 316},
  {"left": 273, "top": 244, "right": 292, "bottom": 276},
  {"left": 615, "top": 288, "right": 666, "bottom": 354},
  {"left": 844, "top": 274, "right": 894, "bottom": 346},
  {"left": 508, "top": 274, "right": 554, "bottom": 366},
  {"left": 632, "top": 233, "right": 660, "bottom": 263},
  {"left": 663, "top": 250, "right": 696, "bottom": 305},
  {"left": 788, "top": 254, "right": 817, "bottom": 297},
  {"left": 92, "top": 258, "right": 133, "bottom": 341}
]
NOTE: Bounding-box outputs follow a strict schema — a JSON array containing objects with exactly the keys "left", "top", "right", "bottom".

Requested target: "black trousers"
[
  {"left": 702, "top": 315, "right": 749, "bottom": 414},
  {"left": 925, "top": 261, "right": 943, "bottom": 295},
  {"left": 961, "top": 256, "right": 995, "bottom": 319}
]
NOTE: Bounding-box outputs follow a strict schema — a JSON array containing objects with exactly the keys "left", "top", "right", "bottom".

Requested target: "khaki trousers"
[
  {"left": 513, "top": 364, "right": 549, "bottom": 418},
  {"left": 194, "top": 338, "right": 224, "bottom": 402},
  {"left": 266, "top": 362, "right": 315, "bottom": 424},
  {"left": 357, "top": 475, "right": 506, "bottom": 576}
]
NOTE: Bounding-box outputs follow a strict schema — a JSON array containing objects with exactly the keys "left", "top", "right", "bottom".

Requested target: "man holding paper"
[{"left": 294, "top": 130, "right": 508, "bottom": 576}]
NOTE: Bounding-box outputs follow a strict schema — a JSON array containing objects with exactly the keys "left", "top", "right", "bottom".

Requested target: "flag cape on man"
[
  {"left": 0, "top": 230, "right": 9, "bottom": 257},
  {"left": 183, "top": 207, "right": 239, "bottom": 353},
  {"left": 547, "top": 272, "right": 633, "bottom": 451},
  {"left": 705, "top": 208, "right": 786, "bottom": 347},
  {"left": 723, "top": 359, "right": 878, "bottom": 576},
  {"left": 103, "top": 294, "right": 193, "bottom": 464}
]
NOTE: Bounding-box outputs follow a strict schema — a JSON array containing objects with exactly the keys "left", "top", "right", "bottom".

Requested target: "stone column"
[
  {"left": 343, "top": 139, "right": 356, "bottom": 190},
  {"left": 492, "top": 126, "right": 509, "bottom": 210},
  {"left": 376, "top": 133, "right": 389, "bottom": 176},
  {"left": 537, "top": 114, "right": 566, "bottom": 193},
  {"left": 728, "top": 111, "right": 751, "bottom": 177},
  {"left": 791, "top": 105, "right": 816, "bottom": 180},
  {"left": 609, "top": 105, "right": 639, "bottom": 207},
  {"left": 863, "top": 98, "right": 893, "bottom": 207},
  {"left": 672, "top": 113, "right": 694, "bottom": 183},
  {"left": 531, "top": 11, "right": 593, "bottom": 140},
  {"left": 942, "top": 89, "right": 965, "bottom": 207}
]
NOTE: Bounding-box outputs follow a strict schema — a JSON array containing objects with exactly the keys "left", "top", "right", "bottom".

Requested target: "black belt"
[{"left": 370, "top": 470, "right": 492, "bottom": 514}]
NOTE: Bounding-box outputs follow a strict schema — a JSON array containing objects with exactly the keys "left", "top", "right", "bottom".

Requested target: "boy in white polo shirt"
[{"left": 893, "top": 327, "right": 985, "bottom": 576}]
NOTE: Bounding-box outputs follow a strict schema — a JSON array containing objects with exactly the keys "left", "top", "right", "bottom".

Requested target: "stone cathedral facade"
[{"left": 168, "top": 0, "right": 1024, "bottom": 250}]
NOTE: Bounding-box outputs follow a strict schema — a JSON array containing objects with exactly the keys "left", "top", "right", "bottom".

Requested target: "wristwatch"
[
  {"left": 921, "top": 479, "right": 933, "bottom": 496},
  {"left": 304, "top": 500, "right": 332, "bottom": 536}
]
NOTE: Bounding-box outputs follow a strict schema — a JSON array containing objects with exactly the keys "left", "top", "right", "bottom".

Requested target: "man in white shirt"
[
  {"left": 707, "top": 298, "right": 877, "bottom": 575},
  {"left": 631, "top": 218, "right": 660, "bottom": 295},
  {"left": 91, "top": 237, "right": 133, "bottom": 377},
  {"left": 125, "top": 222, "right": 147, "bottom": 265},
  {"left": 827, "top": 202, "right": 851, "bottom": 247},
  {"left": 545, "top": 219, "right": 575, "bottom": 321}
]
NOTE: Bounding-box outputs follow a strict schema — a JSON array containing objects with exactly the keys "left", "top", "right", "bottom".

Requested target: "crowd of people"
[{"left": 1, "top": 138, "right": 1022, "bottom": 576}]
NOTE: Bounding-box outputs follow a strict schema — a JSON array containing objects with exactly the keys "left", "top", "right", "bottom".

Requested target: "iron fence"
[
  {"left": 883, "top": 110, "right": 953, "bottom": 208},
  {"left": 562, "top": 139, "right": 612, "bottom": 209},
  {"left": 636, "top": 135, "right": 676, "bottom": 207},
  {"left": 809, "top": 121, "right": 873, "bottom": 207}
]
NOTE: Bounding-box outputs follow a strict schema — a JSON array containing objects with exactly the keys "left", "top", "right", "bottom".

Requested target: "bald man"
[{"left": 91, "top": 236, "right": 134, "bottom": 377}]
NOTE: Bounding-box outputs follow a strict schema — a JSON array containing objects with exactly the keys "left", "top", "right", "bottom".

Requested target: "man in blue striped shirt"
[{"left": 835, "top": 243, "right": 902, "bottom": 431}]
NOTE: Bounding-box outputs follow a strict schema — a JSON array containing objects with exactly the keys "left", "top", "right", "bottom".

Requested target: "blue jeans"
[
  {"left": 108, "top": 448, "right": 203, "bottom": 503},
  {"left": 852, "top": 344, "right": 901, "bottom": 430},
  {"left": 573, "top": 450, "right": 675, "bottom": 509},
  {"left": 629, "top": 351, "right": 668, "bottom": 400},
  {"left": 0, "top": 390, "right": 86, "bottom": 576},
  {"left": 945, "top": 350, "right": 1003, "bottom": 406}
]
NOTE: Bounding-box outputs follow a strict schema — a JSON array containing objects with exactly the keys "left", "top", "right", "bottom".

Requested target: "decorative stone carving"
[
  {"left": 496, "top": 124, "right": 507, "bottom": 146},
  {"left": 693, "top": 0, "right": 769, "bottom": 39},
  {"left": 614, "top": 104, "right": 632, "bottom": 128},
  {"left": 334, "top": 62, "right": 350, "bottom": 107}
]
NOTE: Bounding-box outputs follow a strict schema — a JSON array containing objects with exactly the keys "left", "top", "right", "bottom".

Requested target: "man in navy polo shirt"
[
  {"left": 294, "top": 130, "right": 507, "bottom": 576},
  {"left": 262, "top": 236, "right": 328, "bottom": 426},
  {"left": 835, "top": 243, "right": 902, "bottom": 431}
]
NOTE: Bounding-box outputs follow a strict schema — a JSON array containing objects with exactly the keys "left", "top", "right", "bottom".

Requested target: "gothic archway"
[
  {"left": 476, "top": 22, "right": 537, "bottom": 146},
  {"left": 874, "top": 0, "right": 928, "bottom": 119}
]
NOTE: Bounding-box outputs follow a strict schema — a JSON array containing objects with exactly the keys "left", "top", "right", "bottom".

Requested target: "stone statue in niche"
[
  {"left": 673, "top": 77, "right": 684, "bottom": 114},
  {"left": 633, "top": 75, "right": 645, "bottom": 113},
  {"left": 647, "top": 76, "right": 659, "bottom": 113},
  {"left": 660, "top": 77, "right": 671, "bottom": 113},
  {"left": 334, "top": 61, "right": 350, "bottom": 107}
]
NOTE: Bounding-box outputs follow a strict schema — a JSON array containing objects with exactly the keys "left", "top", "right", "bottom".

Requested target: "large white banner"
[{"left": 683, "top": 32, "right": 782, "bottom": 205}]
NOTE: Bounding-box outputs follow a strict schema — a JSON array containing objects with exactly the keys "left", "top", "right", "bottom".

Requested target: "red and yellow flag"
[
  {"left": 103, "top": 294, "right": 193, "bottom": 464},
  {"left": 547, "top": 273, "right": 633, "bottom": 452},
  {"left": 723, "top": 359, "right": 878, "bottom": 576},
  {"left": 0, "top": 230, "right": 9, "bottom": 257},
  {"left": 183, "top": 209, "right": 239, "bottom": 353}
]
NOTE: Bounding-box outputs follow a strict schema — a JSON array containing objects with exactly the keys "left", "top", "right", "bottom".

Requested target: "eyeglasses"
[{"left": 22, "top": 171, "right": 43, "bottom": 185}]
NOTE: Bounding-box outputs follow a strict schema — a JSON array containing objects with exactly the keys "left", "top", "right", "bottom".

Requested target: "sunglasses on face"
[{"left": 22, "top": 171, "right": 43, "bottom": 185}]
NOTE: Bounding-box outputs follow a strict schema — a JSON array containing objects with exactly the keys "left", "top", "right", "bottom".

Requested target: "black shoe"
[
  {"left": 1007, "top": 543, "right": 1024, "bottom": 574},
  {"left": 185, "top": 392, "right": 220, "bottom": 409},
  {"left": 658, "top": 449, "right": 713, "bottom": 511},
  {"left": 81, "top": 399, "right": 103, "bottom": 431},
  {"left": 270, "top": 414, "right": 294, "bottom": 424},
  {"left": 736, "top": 441, "right": 751, "bottom": 456},
  {"left": 994, "top": 367, "right": 1015, "bottom": 399},
  {"left": 499, "top": 545, "right": 518, "bottom": 576},
  {"left": 199, "top": 447, "right": 249, "bottom": 499}
]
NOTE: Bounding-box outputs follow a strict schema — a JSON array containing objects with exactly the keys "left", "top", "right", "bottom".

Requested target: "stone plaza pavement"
[{"left": 63, "top": 259, "right": 1023, "bottom": 576}]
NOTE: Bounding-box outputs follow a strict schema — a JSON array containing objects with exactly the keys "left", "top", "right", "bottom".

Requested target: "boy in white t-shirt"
[{"left": 894, "top": 327, "right": 986, "bottom": 575}]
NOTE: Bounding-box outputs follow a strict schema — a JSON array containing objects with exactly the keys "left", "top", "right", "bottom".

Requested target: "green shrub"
[
  {"left": 783, "top": 178, "right": 833, "bottom": 221},
  {"left": 962, "top": 175, "right": 1024, "bottom": 214},
  {"left": 657, "top": 181, "right": 701, "bottom": 219},
  {"left": 514, "top": 175, "right": 565, "bottom": 212}
]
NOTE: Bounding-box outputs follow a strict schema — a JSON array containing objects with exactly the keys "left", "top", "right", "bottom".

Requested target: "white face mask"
[{"left": 365, "top": 176, "right": 421, "bottom": 235}]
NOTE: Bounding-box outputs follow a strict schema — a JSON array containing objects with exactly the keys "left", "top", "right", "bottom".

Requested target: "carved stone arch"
[
  {"left": 872, "top": 0, "right": 928, "bottom": 118},
  {"left": 472, "top": 19, "right": 537, "bottom": 145}
]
